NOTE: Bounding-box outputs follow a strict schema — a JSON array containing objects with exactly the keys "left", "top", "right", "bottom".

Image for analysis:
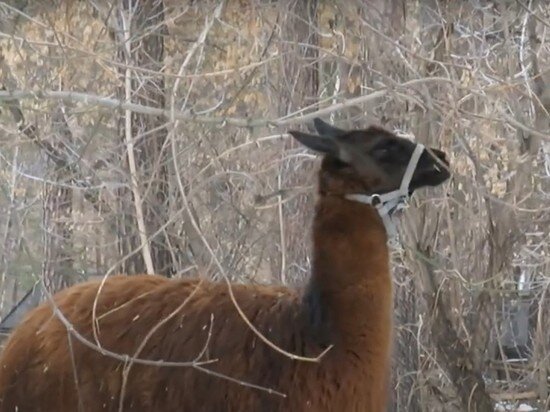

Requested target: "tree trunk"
[
  {"left": 42, "top": 107, "right": 75, "bottom": 292},
  {"left": 417, "top": 247, "right": 495, "bottom": 412},
  {"left": 115, "top": 0, "right": 173, "bottom": 276}
]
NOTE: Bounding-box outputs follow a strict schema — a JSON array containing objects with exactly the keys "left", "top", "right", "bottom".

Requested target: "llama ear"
[
  {"left": 288, "top": 131, "right": 339, "bottom": 157},
  {"left": 313, "top": 118, "right": 347, "bottom": 138}
]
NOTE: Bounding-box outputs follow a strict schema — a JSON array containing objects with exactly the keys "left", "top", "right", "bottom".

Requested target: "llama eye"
[
  {"left": 371, "top": 146, "right": 393, "bottom": 160},
  {"left": 372, "top": 148, "right": 389, "bottom": 158},
  {"left": 372, "top": 141, "right": 400, "bottom": 156}
]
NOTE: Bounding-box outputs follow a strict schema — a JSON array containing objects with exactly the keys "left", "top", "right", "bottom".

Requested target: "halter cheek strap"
[{"left": 345, "top": 143, "right": 425, "bottom": 241}]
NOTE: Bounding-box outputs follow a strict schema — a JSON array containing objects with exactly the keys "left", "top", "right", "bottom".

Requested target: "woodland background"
[{"left": 0, "top": 1, "right": 549, "bottom": 411}]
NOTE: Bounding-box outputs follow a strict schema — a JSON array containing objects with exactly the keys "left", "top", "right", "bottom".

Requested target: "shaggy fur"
[{"left": 0, "top": 119, "right": 449, "bottom": 411}]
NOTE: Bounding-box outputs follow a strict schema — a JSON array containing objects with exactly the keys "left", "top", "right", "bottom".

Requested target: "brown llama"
[{"left": 0, "top": 118, "right": 450, "bottom": 411}]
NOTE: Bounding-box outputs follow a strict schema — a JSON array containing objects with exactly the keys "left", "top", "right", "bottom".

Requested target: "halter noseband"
[{"left": 345, "top": 143, "right": 425, "bottom": 240}]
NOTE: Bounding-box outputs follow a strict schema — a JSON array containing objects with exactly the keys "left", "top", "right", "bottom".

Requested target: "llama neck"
[{"left": 303, "top": 196, "right": 393, "bottom": 350}]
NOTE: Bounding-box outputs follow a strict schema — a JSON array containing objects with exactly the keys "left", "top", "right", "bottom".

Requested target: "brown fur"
[{"left": 0, "top": 120, "right": 448, "bottom": 411}]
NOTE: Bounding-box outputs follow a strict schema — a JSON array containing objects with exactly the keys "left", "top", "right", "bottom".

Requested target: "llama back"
[
  {"left": 0, "top": 275, "right": 336, "bottom": 411},
  {"left": 0, "top": 275, "right": 168, "bottom": 411}
]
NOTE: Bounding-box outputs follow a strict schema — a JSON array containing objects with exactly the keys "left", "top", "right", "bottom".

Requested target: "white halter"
[{"left": 345, "top": 143, "right": 425, "bottom": 241}]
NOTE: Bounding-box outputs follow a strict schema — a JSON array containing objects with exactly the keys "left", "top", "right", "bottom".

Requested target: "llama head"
[{"left": 289, "top": 118, "right": 450, "bottom": 196}]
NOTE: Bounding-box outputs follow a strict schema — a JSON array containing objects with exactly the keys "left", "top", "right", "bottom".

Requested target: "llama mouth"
[
  {"left": 420, "top": 149, "right": 450, "bottom": 185},
  {"left": 412, "top": 166, "right": 450, "bottom": 188},
  {"left": 430, "top": 168, "right": 451, "bottom": 184}
]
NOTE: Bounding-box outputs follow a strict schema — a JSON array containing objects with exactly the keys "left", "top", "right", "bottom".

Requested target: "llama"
[{"left": 0, "top": 118, "right": 450, "bottom": 411}]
